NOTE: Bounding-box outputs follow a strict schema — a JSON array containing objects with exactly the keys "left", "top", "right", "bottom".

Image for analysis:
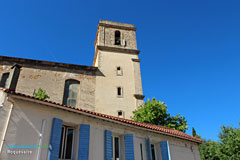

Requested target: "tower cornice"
[
  {"left": 97, "top": 45, "right": 140, "bottom": 55},
  {"left": 93, "top": 45, "right": 140, "bottom": 66},
  {"left": 98, "top": 22, "right": 136, "bottom": 31},
  {"left": 99, "top": 20, "right": 136, "bottom": 31}
]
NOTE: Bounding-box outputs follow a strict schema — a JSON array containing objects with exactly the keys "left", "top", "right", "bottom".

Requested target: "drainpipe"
[
  {"left": 0, "top": 98, "right": 14, "bottom": 155},
  {"left": 37, "top": 119, "right": 46, "bottom": 160}
]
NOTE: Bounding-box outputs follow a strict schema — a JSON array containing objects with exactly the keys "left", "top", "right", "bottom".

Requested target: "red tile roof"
[{"left": 0, "top": 87, "right": 202, "bottom": 144}]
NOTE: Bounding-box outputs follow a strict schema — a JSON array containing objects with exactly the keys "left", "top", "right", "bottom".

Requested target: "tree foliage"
[
  {"left": 132, "top": 98, "right": 188, "bottom": 132},
  {"left": 199, "top": 122, "right": 240, "bottom": 160},
  {"left": 192, "top": 127, "right": 201, "bottom": 138},
  {"left": 33, "top": 88, "right": 50, "bottom": 100},
  {"left": 199, "top": 140, "right": 221, "bottom": 160},
  {"left": 192, "top": 127, "right": 197, "bottom": 137}
]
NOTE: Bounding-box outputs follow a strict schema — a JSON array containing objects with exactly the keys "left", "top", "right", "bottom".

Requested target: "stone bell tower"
[{"left": 93, "top": 20, "right": 144, "bottom": 119}]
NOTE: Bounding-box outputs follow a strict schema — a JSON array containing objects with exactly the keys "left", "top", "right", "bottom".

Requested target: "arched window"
[
  {"left": 115, "top": 30, "right": 121, "bottom": 45},
  {"left": 63, "top": 79, "right": 80, "bottom": 107},
  {"left": 0, "top": 72, "right": 10, "bottom": 88}
]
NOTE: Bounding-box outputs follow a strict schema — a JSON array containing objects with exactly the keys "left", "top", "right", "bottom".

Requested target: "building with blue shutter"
[{"left": 0, "top": 20, "right": 202, "bottom": 160}]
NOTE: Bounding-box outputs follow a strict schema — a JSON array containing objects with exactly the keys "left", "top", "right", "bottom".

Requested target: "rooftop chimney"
[{"left": 7, "top": 64, "right": 22, "bottom": 91}]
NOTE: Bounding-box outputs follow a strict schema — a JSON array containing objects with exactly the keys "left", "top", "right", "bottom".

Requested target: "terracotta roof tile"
[{"left": 0, "top": 87, "right": 202, "bottom": 144}]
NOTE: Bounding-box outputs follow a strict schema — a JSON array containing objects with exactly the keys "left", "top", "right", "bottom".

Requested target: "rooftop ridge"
[{"left": 0, "top": 55, "right": 97, "bottom": 71}]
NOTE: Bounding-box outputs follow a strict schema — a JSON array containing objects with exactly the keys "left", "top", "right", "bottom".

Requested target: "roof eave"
[{"left": 5, "top": 92, "right": 202, "bottom": 144}]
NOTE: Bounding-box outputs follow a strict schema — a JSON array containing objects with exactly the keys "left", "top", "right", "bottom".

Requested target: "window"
[
  {"left": 116, "top": 66, "right": 123, "bottom": 76},
  {"left": 59, "top": 125, "right": 75, "bottom": 159},
  {"left": 112, "top": 136, "right": 120, "bottom": 160},
  {"left": 117, "top": 87, "right": 123, "bottom": 97},
  {"left": 140, "top": 143, "right": 143, "bottom": 160},
  {"left": 63, "top": 80, "right": 80, "bottom": 107},
  {"left": 0, "top": 72, "right": 10, "bottom": 88},
  {"left": 117, "top": 110, "right": 124, "bottom": 118},
  {"left": 151, "top": 144, "right": 156, "bottom": 160},
  {"left": 115, "top": 30, "right": 121, "bottom": 45}
]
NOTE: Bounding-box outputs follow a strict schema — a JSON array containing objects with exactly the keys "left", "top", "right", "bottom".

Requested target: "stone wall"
[
  {"left": 94, "top": 50, "right": 140, "bottom": 118},
  {"left": 94, "top": 20, "right": 143, "bottom": 118},
  {"left": 0, "top": 61, "right": 96, "bottom": 111},
  {"left": 97, "top": 25, "right": 137, "bottom": 50}
]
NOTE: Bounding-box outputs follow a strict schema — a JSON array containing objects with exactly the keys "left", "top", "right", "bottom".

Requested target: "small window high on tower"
[
  {"left": 117, "top": 110, "right": 125, "bottom": 118},
  {"left": 115, "top": 30, "right": 121, "bottom": 45},
  {"left": 117, "top": 87, "right": 123, "bottom": 97},
  {"left": 116, "top": 66, "right": 123, "bottom": 76}
]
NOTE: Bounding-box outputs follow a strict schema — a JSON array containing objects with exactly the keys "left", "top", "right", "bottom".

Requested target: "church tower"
[{"left": 93, "top": 20, "right": 144, "bottom": 119}]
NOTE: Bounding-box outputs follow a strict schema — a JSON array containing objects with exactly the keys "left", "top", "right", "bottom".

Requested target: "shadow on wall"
[{"left": 2, "top": 103, "right": 40, "bottom": 159}]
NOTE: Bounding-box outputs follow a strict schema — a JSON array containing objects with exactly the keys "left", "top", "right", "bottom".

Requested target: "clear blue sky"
[{"left": 0, "top": 0, "right": 239, "bottom": 141}]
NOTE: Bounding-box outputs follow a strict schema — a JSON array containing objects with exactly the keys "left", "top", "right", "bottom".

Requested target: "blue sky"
[{"left": 0, "top": 0, "right": 239, "bottom": 140}]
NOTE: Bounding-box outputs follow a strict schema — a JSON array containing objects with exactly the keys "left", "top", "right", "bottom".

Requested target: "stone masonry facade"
[{"left": 0, "top": 20, "right": 144, "bottom": 119}]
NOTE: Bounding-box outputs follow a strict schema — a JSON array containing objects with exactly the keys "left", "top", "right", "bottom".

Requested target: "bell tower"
[{"left": 93, "top": 20, "right": 144, "bottom": 119}]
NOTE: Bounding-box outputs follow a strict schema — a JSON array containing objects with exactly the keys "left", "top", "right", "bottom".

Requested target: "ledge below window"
[
  {"left": 131, "top": 58, "right": 141, "bottom": 62},
  {"left": 134, "top": 94, "right": 145, "bottom": 100}
]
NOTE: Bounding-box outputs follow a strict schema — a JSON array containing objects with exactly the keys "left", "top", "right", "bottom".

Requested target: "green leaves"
[
  {"left": 132, "top": 98, "right": 188, "bottom": 132},
  {"left": 192, "top": 127, "right": 201, "bottom": 138},
  {"left": 218, "top": 125, "right": 240, "bottom": 159},
  {"left": 199, "top": 122, "right": 240, "bottom": 160},
  {"left": 31, "top": 89, "right": 239, "bottom": 159},
  {"left": 33, "top": 88, "right": 50, "bottom": 100},
  {"left": 199, "top": 140, "right": 221, "bottom": 160}
]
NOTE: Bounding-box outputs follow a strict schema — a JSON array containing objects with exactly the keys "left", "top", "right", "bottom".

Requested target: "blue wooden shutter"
[
  {"left": 104, "top": 130, "right": 112, "bottom": 160},
  {"left": 48, "top": 118, "right": 62, "bottom": 160},
  {"left": 160, "top": 141, "right": 171, "bottom": 160},
  {"left": 78, "top": 124, "right": 90, "bottom": 160},
  {"left": 124, "top": 134, "right": 135, "bottom": 160},
  {"left": 146, "top": 138, "right": 152, "bottom": 160}
]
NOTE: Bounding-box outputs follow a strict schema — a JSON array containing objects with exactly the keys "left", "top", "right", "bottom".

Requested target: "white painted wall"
[
  {"left": 134, "top": 136, "right": 148, "bottom": 160},
  {"left": 0, "top": 95, "right": 201, "bottom": 160},
  {"left": 169, "top": 142, "right": 201, "bottom": 160},
  {"left": 0, "top": 92, "right": 8, "bottom": 154}
]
